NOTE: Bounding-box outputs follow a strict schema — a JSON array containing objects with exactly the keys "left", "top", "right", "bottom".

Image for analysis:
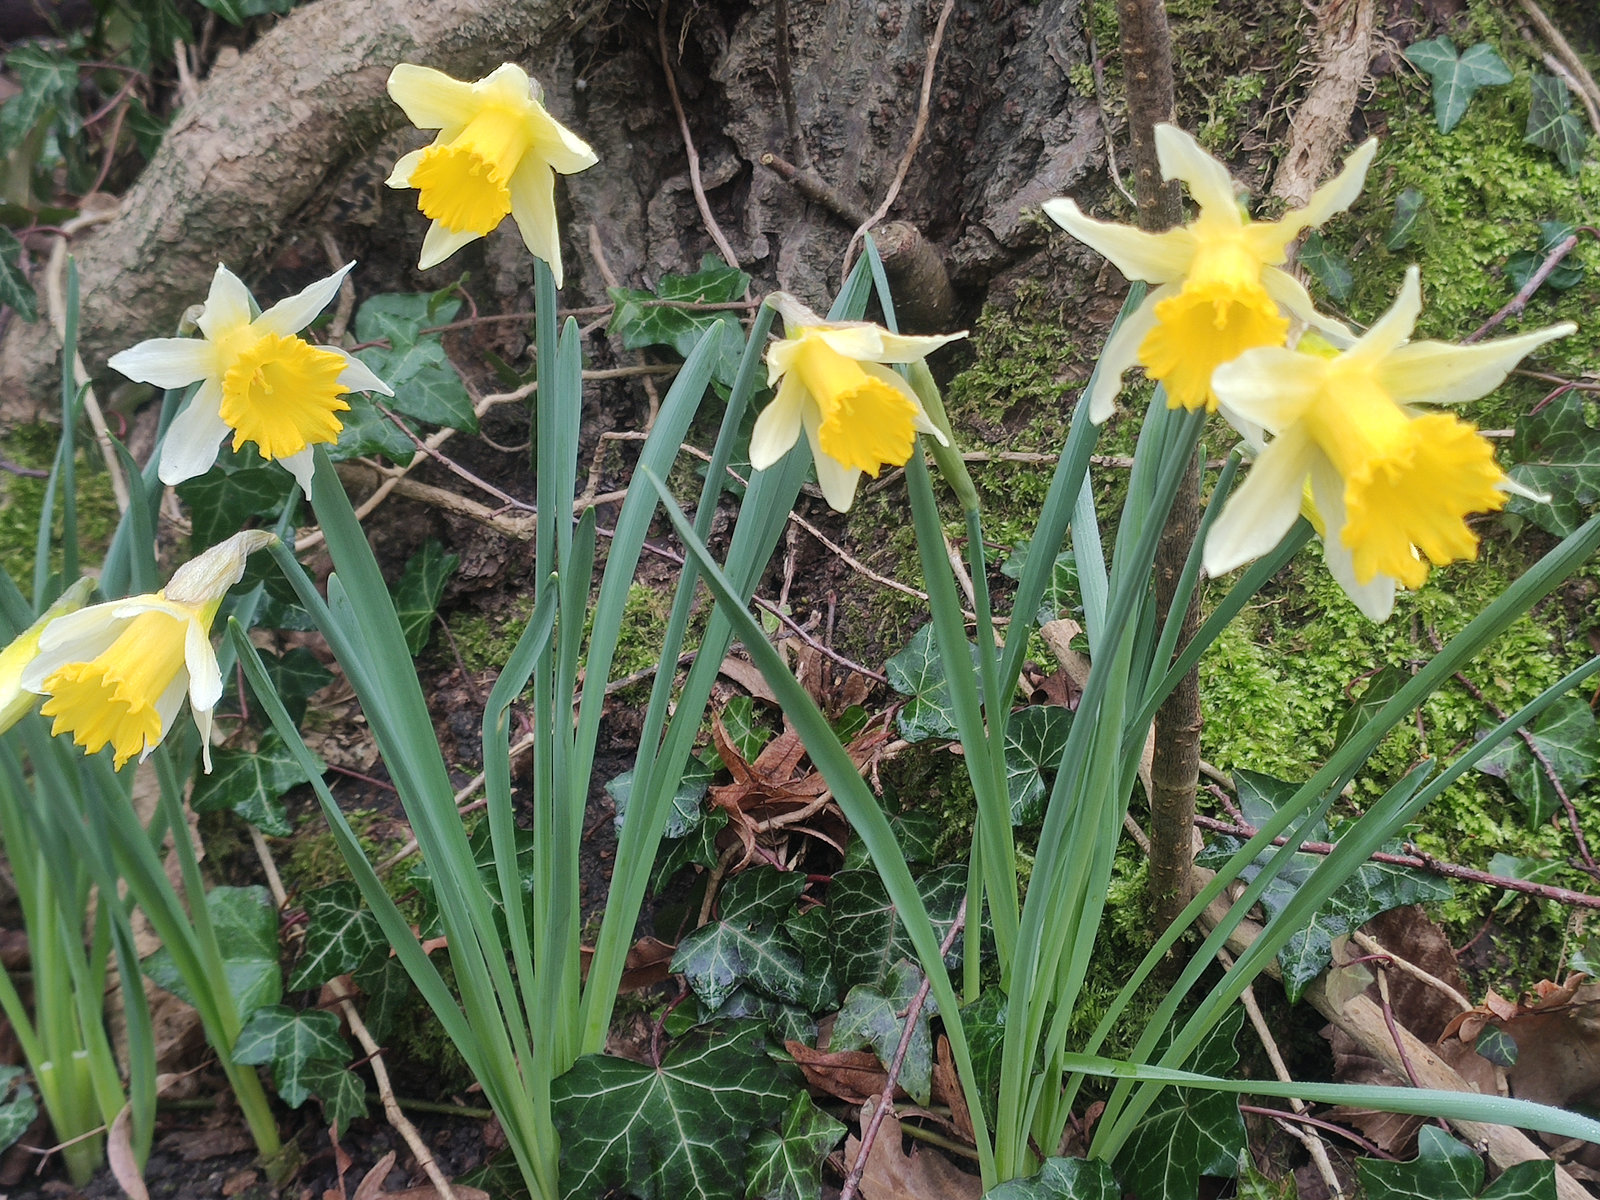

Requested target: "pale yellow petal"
[
  {"left": 749, "top": 372, "right": 808, "bottom": 469},
  {"left": 1211, "top": 344, "right": 1328, "bottom": 433},
  {"left": 418, "top": 220, "right": 482, "bottom": 271},
  {"left": 1203, "top": 425, "right": 1316, "bottom": 575},
  {"left": 1042, "top": 196, "right": 1195, "bottom": 283},
  {"left": 1378, "top": 321, "right": 1575, "bottom": 406},
  {"left": 1310, "top": 456, "right": 1396, "bottom": 621},
  {"left": 1086, "top": 287, "right": 1165, "bottom": 423},
  {"left": 803, "top": 407, "right": 863, "bottom": 512},
  {"left": 165, "top": 530, "right": 277, "bottom": 606},
  {"left": 1341, "top": 266, "right": 1423, "bottom": 371},
  {"left": 508, "top": 156, "right": 562, "bottom": 285},
  {"left": 862, "top": 329, "right": 967, "bottom": 364},
  {"left": 1154, "top": 124, "right": 1242, "bottom": 220},
  {"left": 196, "top": 264, "right": 253, "bottom": 340},
  {"left": 387, "top": 63, "right": 480, "bottom": 130},
  {"left": 1246, "top": 138, "right": 1377, "bottom": 260},
  {"left": 387, "top": 147, "right": 428, "bottom": 189}
]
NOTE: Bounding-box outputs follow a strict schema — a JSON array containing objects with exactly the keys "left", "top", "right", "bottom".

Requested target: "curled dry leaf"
[{"left": 844, "top": 1102, "right": 983, "bottom": 1200}]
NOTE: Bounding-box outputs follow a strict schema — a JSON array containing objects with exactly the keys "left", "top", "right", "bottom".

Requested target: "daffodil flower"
[
  {"left": 1043, "top": 125, "right": 1377, "bottom": 420},
  {"left": 21, "top": 531, "right": 277, "bottom": 771},
  {"left": 108, "top": 264, "right": 392, "bottom": 495},
  {"left": 0, "top": 577, "right": 94, "bottom": 735},
  {"left": 750, "top": 294, "right": 965, "bottom": 511},
  {"left": 386, "top": 62, "right": 599, "bottom": 284},
  {"left": 1203, "top": 267, "right": 1573, "bottom": 620}
]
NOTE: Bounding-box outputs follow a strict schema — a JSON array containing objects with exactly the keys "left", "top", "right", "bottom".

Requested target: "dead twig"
[
  {"left": 658, "top": 0, "right": 741, "bottom": 269},
  {"left": 1465, "top": 231, "right": 1583, "bottom": 344},
  {"left": 1516, "top": 0, "right": 1600, "bottom": 134}
]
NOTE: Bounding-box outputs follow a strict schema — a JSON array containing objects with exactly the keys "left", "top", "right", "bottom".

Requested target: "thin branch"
[
  {"left": 658, "top": 0, "right": 741, "bottom": 269},
  {"left": 1465, "top": 231, "right": 1583, "bottom": 343}
]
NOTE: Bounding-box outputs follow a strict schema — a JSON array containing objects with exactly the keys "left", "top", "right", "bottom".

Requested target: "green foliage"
[
  {"left": 1001, "top": 542, "right": 1080, "bottom": 625},
  {"left": 608, "top": 256, "right": 751, "bottom": 390},
  {"left": 984, "top": 1156, "right": 1120, "bottom": 1200},
  {"left": 1197, "top": 772, "right": 1451, "bottom": 1001},
  {"left": 1504, "top": 222, "right": 1584, "bottom": 294},
  {"left": 832, "top": 961, "right": 938, "bottom": 1103},
  {"left": 289, "top": 882, "right": 386, "bottom": 991},
  {"left": 887, "top": 624, "right": 979, "bottom": 742},
  {"left": 1384, "top": 188, "right": 1425, "bottom": 251},
  {"left": 351, "top": 956, "right": 413, "bottom": 1043},
  {"left": 231, "top": 1005, "right": 354, "bottom": 1108},
  {"left": 1111, "top": 1007, "right": 1246, "bottom": 1200},
  {"left": 0, "top": 1067, "right": 37, "bottom": 1156},
  {"left": 1297, "top": 232, "right": 1353, "bottom": 303},
  {"left": 1404, "top": 38, "right": 1512, "bottom": 133},
  {"left": 550, "top": 1022, "right": 799, "bottom": 1200},
  {"left": 1358, "top": 1127, "right": 1554, "bottom": 1200},
  {"left": 198, "top": 0, "right": 296, "bottom": 24},
  {"left": 1508, "top": 392, "right": 1600, "bottom": 537},
  {"left": 744, "top": 1092, "right": 845, "bottom": 1200},
  {"left": 144, "top": 885, "right": 281, "bottom": 1021},
  {"left": 828, "top": 864, "right": 965, "bottom": 993},
  {"left": 1524, "top": 73, "right": 1588, "bottom": 175},
  {"left": 1476, "top": 694, "right": 1600, "bottom": 825},
  {"left": 353, "top": 292, "right": 477, "bottom": 435},
  {"left": 1005, "top": 704, "right": 1073, "bottom": 823},
  {"left": 719, "top": 695, "right": 774, "bottom": 761},
  {"left": 176, "top": 450, "right": 296, "bottom": 552},
  {"left": 608, "top": 752, "right": 715, "bottom": 841},
  {"left": 191, "top": 732, "right": 321, "bottom": 836},
  {"left": 393, "top": 538, "right": 459, "bottom": 654},
  {"left": 671, "top": 867, "right": 818, "bottom": 1013},
  {"left": 0, "top": 229, "right": 37, "bottom": 321},
  {"left": 255, "top": 646, "right": 334, "bottom": 726}
]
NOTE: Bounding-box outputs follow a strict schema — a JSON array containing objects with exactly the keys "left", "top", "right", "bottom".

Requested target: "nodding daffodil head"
[
  {"left": 749, "top": 293, "right": 965, "bottom": 512},
  {"left": 108, "top": 263, "right": 393, "bottom": 496},
  {"left": 22, "top": 531, "right": 277, "bottom": 770},
  {"left": 1043, "top": 124, "right": 1376, "bottom": 421},
  {"left": 0, "top": 577, "right": 95, "bottom": 734},
  {"left": 385, "top": 62, "right": 599, "bottom": 284},
  {"left": 1202, "top": 266, "right": 1574, "bottom": 620}
]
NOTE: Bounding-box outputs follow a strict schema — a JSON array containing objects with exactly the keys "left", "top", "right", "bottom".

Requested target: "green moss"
[
  {"left": 0, "top": 424, "right": 119, "bottom": 591},
  {"left": 446, "top": 597, "right": 536, "bottom": 673}
]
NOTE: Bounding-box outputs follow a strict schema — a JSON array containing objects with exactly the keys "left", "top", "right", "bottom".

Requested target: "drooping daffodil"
[
  {"left": 386, "top": 62, "right": 599, "bottom": 283},
  {"left": 108, "top": 263, "right": 392, "bottom": 495},
  {"left": 1043, "top": 124, "right": 1377, "bottom": 420},
  {"left": 1202, "top": 266, "right": 1573, "bottom": 621},
  {"left": 22, "top": 531, "right": 277, "bottom": 771},
  {"left": 0, "top": 577, "right": 95, "bottom": 735},
  {"left": 750, "top": 293, "right": 965, "bottom": 512}
]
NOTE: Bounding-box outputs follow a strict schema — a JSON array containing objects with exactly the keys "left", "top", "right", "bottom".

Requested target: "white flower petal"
[
  {"left": 280, "top": 448, "right": 317, "bottom": 498},
  {"left": 767, "top": 292, "right": 824, "bottom": 335},
  {"left": 811, "top": 325, "right": 887, "bottom": 360},
  {"left": 387, "top": 64, "right": 481, "bottom": 130},
  {"left": 509, "top": 157, "right": 563, "bottom": 284},
  {"left": 1250, "top": 138, "right": 1378, "bottom": 257},
  {"left": 1311, "top": 458, "right": 1395, "bottom": 621},
  {"left": 1155, "top": 124, "right": 1242, "bottom": 219},
  {"left": 329, "top": 347, "right": 394, "bottom": 396},
  {"left": 107, "top": 338, "right": 215, "bottom": 388},
  {"left": 1086, "top": 287, "right": 1165, "bottom": 423},
  {"left": 151, "top": 665, "right": 189, "bottom": 755},
  {"left": 1343, "top": 265, "right": 1423, "bottom": 370},
  {"left": 749, "top": 372, "right": 808, "bottom": 470},
  {"left": 158, "top": 379, "right": 230, "bottom": 486},
  {"left": 1042, "top": 197, "right": 1195, "bottom": 284},
  {"left": 1378, "top": 322, "right": 1576, "bottom": 406},
  {"left": 1203, "top": 426, "right": 1316, "bottom": 575},
  {"left": 1212, "top": 345, "right": 1327, "bottom": 433},
  {"left": 196, "top": 264, "right": 254, "bottom": 340},
  {"left": 417, "top": 220, "right": 483, "bottom": 271},
  {"left": 1499, "top": 473, "right": 1551, "bottom": 503},
  {"left": 23, "top": 606, "right": 128, "bottom": 690},
  {"left": 802, "top": 407, "right": 862, "bottom": 512},
  {"left": 255, "top": 263, "right": 354, "bottom": 337},
  {"left": 387, "top": 147, "right": 428, "bottom": 189},
  {"left": 860, "top": 329, "right": 966, "bottom": 364}
]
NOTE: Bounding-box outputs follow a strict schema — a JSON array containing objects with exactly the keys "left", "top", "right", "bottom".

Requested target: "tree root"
[{"left": 0, "top": 0, "right": 605, "bottom": 422}]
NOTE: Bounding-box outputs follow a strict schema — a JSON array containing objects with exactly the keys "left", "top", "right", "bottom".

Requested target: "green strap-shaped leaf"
[
  {"left": 983, "top": 1156, "right": 1120, "bottom": 1200},
  {"left": 745, "top": 1092, "right": 846, "bottom": 1200},
  {"left": 1404, "top": 37, "right": 1512, "bottom": 133},
  {"left": 550, "top": 1022, "right": 799, "bottom": 1200}
]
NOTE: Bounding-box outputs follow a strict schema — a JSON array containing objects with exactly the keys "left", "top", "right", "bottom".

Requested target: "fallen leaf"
[
  {"left": 156, "top": 1126, "right": 256, "bottom": 1161},
  {"left": 109, "top": 1104, "right": 150, "bottom": 1200},
  {"left": 719, "top": 654, "right": 778, "bottom": 703},
  {"left": 844, "top": 1102, "right": 982, "bottom": 1200},
  {"left": 222, "top": 1167, "right": 259, "bottom": 1196},
  {"left": 934, "top": 1036, "right": 972, "bottom": 1143},
  {"left": 788, "top": 1041, "right": 891, "bottom": 1106}
]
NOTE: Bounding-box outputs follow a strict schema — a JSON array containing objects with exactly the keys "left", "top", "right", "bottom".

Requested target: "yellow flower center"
[
  {"left": 790, "top": 333, "right": 920, "bottom": 475},
  {"left": 38, "top": 606, "right": 198, "bottom": 769},
  {"left": 409, "top": 102, "right": 534, "bottom": 236},
  {"left": 219, "top": 332, "right": 351, "bottom": 460},
  {"left": 1139, "top": 236, "right": 1289, "bottom": 412},
  {"left": 1302, "top": 367, "right": 1507, "bottom": 589}
]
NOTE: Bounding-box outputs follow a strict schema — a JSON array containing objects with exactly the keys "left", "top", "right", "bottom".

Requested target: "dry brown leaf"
[
  {"left": 221, "top": 1167, "right": 259, "bottom": 1196},
  {"left": 580, "top": 935, "right": 675, "bottom": 991},
  {"left": 934, "top": 1036, "right": 973, "bottom": 1144},
  {"left": 156, "top": 1125, "right": 256, "bottom": 1162},
  {"left": 718, "top": 654, "right": 778, "bottom": 703},
  {"left": 844, "top": 1103, "right": 983, "bottom": 1200},
  {"left": 1501, "top": 998, "right": 1600, "bottom": 1112},
  {"left": 352, "top": 1152, "right": 399, "bottom": 1200},
  {"left": 788, "top": 1041, "right": 893, "bottom": 1106},
  {"left": 109, "top": 1103, "right": 150, "bottom": 1200}
]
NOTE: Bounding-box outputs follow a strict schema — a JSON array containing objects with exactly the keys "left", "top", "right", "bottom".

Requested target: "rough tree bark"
[
  {"left": 0, "top": 0, "right": 606, "bottom": 420},
  {"left": 1116, "top": 0, "right": 1203, "bottom": 931}
]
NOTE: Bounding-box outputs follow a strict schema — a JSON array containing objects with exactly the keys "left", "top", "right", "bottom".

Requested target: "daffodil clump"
[
  {"left": 20, "top": 532, "right": 275, "bottom": 770},
  {"left": 1045, "top": 124, "right": 1571, "bottom": 619},
  {"left": 108, "top": 263, "right": 392, "bottom": 494},
  {"left": 386, "top": 62, "right": 599, "bottom": 283},
  {"left": 750, "top": 293, "right": 965, "bottom": 512}
]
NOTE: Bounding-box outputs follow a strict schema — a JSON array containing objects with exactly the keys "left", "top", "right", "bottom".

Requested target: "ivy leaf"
[
  {"left": 330, "top": 392, "right": 417, "bottom": 465},
  {"left": 409, "top": 822, "right": 532, "bottom": 941},
  {"left": 1385, "top": 188, "right": 1425, "bottom": 251},
  {"left": 1359, "top": 1126, "right": 1488, "bottom": 1200},
  {"left": 1001, "top": 543, "right": 1080, "bottom": 624},
  {"left": 289, "top": 882, "right": 386, "bottom": 991},
  {"left": 1195, "top": 772, "right": 1450, "bottom": 1001},
  {"left": 609, "top": 256, "right": 750, "bottom": 389},
  {"left": 0, "top": 45, "right": 79, "bottom": 155},
  {"left": 1505, "top": 221, "right": 1584, "bottom": 294},
  {"left": 710, "top": 986, "right": 817, "bottom": 1045},
  {"left": 232, "top": 1005, "right": 349, "bottom": 1108},
  {"left": 828, "top": 864, "right": 966, "bottom": 993},
  {"left": 354, "top": 291, "right": 460, "bottom": 346},
  {"left": 671, "top": 868, "right": 809, "bottom": 1011},
  {"left": 957, "top": 988, "right": 1007, "bottom": 1130},
  {"left": 363, "top": 339, "right": 477, "bottom": 433},
  {"left": 551, "top": 1021, "right": 799, "bottom": 1200},
  {"left": 886, "top": 625, "right": 980, "bottom": 743},
  {"left": 1508, "top": 391, "right": 1600, "bottom": 537},
  {"left": 191, "top": 733, "right": 318, "bottom": 837},
  {"left": 745, "top": 1091, "right": 845, "bottom": 1200},
  {"left": 1475, "top": 1025, "right": 1519, "bottom": 1068},
  {"left": 984, "top": 1156, "right": 1121, "bottom": 1200},
  {"left": 1404, "top": 38, "right": 1512, "bottom": 133},
  {"left": 720, "top": 695, "right": 774, "bottom": 762},
  {"left": 1524, "top": 73, "right": 1588, "bottom": 176},
  {"left": 352, "top": 955, "right": 413, "bottom": 1043},
  {"left": 1298, "top": 231, "right": 1353, "bottom": 303},
  {"left": 144, "top": 885, "right": 281, "bottom": 1021},
  {"left": 257, "top": 646, "right": 333, "bottom": 726},
  {"left": 393, "top": 539, "right": 458, "bottom": 654},
  {"left": 1476, "top": 694, "right": 1600, "bottom": 825},
  {"left": 0, "top": 229, "right": 37, "bottom": 322},
  {"left": 197, "top": 0, "right": 294, "bottom": 23},
  {"left": 1332, "top": 665, "right": 1410, "bottom": 751},
  {"left": 176, "top": 463, "right": 295, "bottom": 551},
  {"left": 830, "top": 961, "right": 938, "bottom": 1104},
  {"left": 653, "top": 808, "right": 728, "bottom": 890},
  {"left": 0, "top": 1066, "right": 36, "bottom": 1156},
  {"left": 1006, "top": 705, "right": 1073, "bottom": 823},
  {"left": 1112, "top": 1006, "right": 1246, "bottom": 1200},
  {"left": 300, "top": 1058, "right": 368, "bottom": 1129},
  {"left": 610, "top": 752, "right": 716, "bottom": 841},
  {"left": 782, "top": 905, "right": 839, "bottom": 1014}
]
